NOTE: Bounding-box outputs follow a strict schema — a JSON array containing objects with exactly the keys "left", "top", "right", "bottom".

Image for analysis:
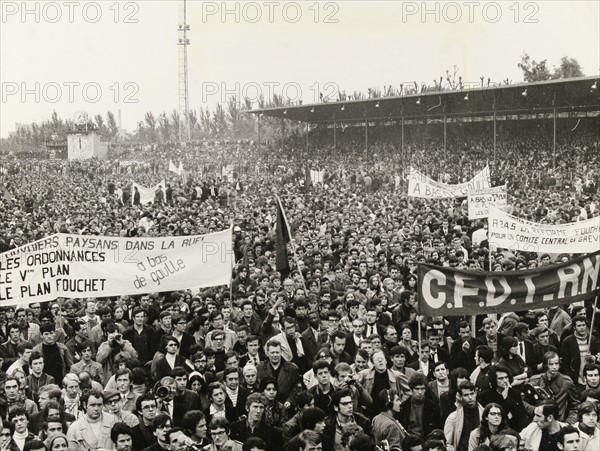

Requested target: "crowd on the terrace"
[{"left": 0, "top": 118, "right": 598, "bottom": 451}]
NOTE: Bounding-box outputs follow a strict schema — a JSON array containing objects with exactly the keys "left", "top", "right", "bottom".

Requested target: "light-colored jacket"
[
  {"left": 576, "top": 423, "right": 600, "bottom": 451},
  {"left": 520, "top": 421, "right": 567, "bottom": 451},
  {"left": 203, "top": 439, "right": 243, "bottom": 451},
  {"left": 96, "top": 340, "right": 138, "bottom": 386},
  {"left": 468, "top": 428, "right": 489, "bottom": 451},
  {"left": 266, "top": 332, "right": 305, "bottom": 362},
  {"left": 444, "top": 404, "right": 485, "bottom": 451},
  {"left": 372, "top": 411, "right": 407, "bottom": 446},
  {"left": 358, "top": 368, "right": 411, "bottom": 402},
  {"left": 66, "top": 412, "right": 118, "bottom": 450}
]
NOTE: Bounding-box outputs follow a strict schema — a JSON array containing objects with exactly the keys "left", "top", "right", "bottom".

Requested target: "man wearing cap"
[{"left": 104, "top": 389, "right": 140, "bottom": 428}]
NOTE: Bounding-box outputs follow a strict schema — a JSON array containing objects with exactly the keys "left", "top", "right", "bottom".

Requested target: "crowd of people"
[{"left": 0, "top": 116, "right": 598, "bottom": 451}]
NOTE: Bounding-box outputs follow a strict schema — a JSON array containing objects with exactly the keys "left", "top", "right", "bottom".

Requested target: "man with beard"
[{"left": 111, "top": 422, "right": 134, "bottom": 451}]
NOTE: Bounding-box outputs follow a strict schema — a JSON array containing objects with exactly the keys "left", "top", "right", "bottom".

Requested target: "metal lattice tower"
[{"left": 177, "top": 0, "right": 191, "bottom": 142}]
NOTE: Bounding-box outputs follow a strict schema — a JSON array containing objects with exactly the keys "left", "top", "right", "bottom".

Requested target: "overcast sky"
[{"left": 1, "top": 0, "right": 598, "bottom": 137}]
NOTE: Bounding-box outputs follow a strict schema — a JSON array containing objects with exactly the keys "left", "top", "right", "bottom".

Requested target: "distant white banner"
[
  {"left": 408, "top": 166, "right": 490, "bottom": 198},
  {"left": 310, "top": 169, "right": 325, "bottom": 184},
  {"left": 132, "top": 180, "right": 165, "bottom": 205},
  {"left": 468, "top": 184, "right": 508, "bottom": 219},
  {"left": 0, "top": 230, "right": 233, "bottom": 307},
  {"left": 488, "top": 206, "right": 600, "bottom": 254},
  {"left": 222, "top": 165, "right": 234, "bottom": 182}
]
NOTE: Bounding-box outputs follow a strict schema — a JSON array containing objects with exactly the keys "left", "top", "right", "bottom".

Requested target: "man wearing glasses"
[
  {"left": 132, "top": 394, "right": 158, "bottom": 451},
  {"left": 103, "top": 389, "right": 140, "bottom": 428},
  {"left": 205, "top": 417, "right": 243, "bottom": 451},
  {"left": 322, "top": 389, "right": 371, "bottom": 446},
  {"left": 141, "top": 413, "right": 172, "bottom": 451}
]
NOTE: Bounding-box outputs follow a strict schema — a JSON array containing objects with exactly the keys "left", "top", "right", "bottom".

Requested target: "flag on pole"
[
  {"left": 305, "top": 166, "right": 312, "bottom": 189},
  {"left": 275, "top": 196, "right": 292, "bottom": 279},
  {"left": 169, "top": 160, "right": 179, "bottom": 175},
  {"left": 3, "top": 189, "right": 11, "bottom": 201},
  {"left": 178, "top": 161, "right": 184, "bottom": 175}
]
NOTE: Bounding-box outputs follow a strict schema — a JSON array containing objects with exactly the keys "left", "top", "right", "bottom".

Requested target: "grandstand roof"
[{"left": 247, "top": 76, "right": 600, "bottom": 124}]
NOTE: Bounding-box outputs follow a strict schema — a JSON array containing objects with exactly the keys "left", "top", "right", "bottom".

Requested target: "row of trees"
[
  {"left": 1, "top": 55, "right": 587, "bottom": 153},
  {"left": 0, "top": 111, "right": 121, "bottom": 154},
  {"left": 518, "top": 54, "right": 585, "bottom": 82}
]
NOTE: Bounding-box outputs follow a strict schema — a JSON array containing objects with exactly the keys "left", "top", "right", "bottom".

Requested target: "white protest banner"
[
  {"left": 468, "top": 184, "right": 508, "bottom": 219},
  {"left": 132, "top": 180, "right": 166, "bottom": 205},
  {"left": 488, "top": 206, "right": 600, "bottom": 254},
  {"left": 222, "top": 165, "right": 234, "bottom": 182},
  {"left": 408, "top": 165, "right": 491, "bottom": 198},
  {"left": 310, "top": 169, "right": 324, "bottom": 184},
  {"left": 0, "top": 229, "right": 233, "bottom": 307},
  {"left": 168, "top": 160, "right": 180, "bottom": 175}
]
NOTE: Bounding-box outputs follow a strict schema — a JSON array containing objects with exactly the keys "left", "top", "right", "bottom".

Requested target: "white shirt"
[{"left": 420, "top": 360, "right": 430, "bottom": 376}]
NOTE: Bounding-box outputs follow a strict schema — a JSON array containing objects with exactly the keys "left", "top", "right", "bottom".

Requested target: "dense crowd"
[{"left": 0, "top": 117, "right": 599, "bottom": 451}]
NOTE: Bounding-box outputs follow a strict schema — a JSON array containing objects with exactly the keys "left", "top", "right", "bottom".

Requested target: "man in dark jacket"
[
  {"left": 450, "top": 321, "right": 482, "bottom": 372},
  {"left": 561, "top": 315, "right": 600, "bottom": 387},
  {"left": 256, "top": 340, "right": 301, "bottom": 403},
  {"left": 479, "top": 365, "right": 530, "bottom": 432},
  {"left": 322, "top": 389, "right": 371, "bottom": 445},
  {"left": 229, "top": 393, "right": 283, "bottom": 450},
  {"left": 399, "top": 373, "right": 441, "bottom": 441},
  {"left": 284, "top": 407, "right": 333, "bottom": 451}
]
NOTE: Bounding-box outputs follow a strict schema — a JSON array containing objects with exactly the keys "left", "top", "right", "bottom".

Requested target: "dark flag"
[
  {"left": 305, "top": 166, "right": 312, "bottom": 191},
  {"left": 275, "top": 196, "right": 291, "bottom": 279}
]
